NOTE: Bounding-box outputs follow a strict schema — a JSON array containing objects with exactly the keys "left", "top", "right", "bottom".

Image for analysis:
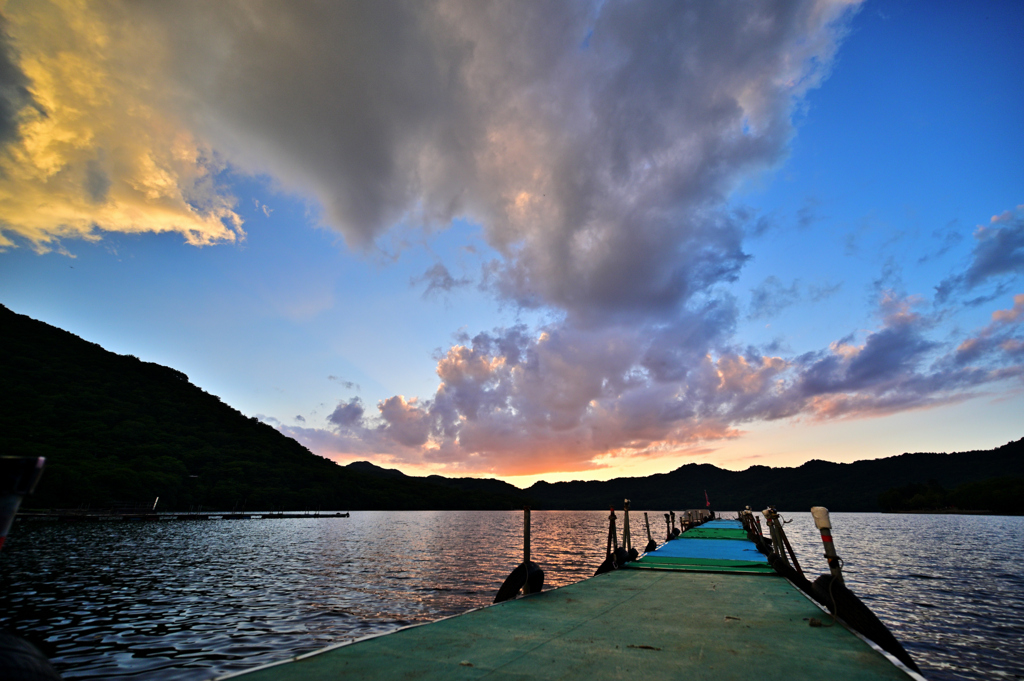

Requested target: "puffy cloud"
[
  {"left": 284, "top": 289, "right": 1024, "bottom": 475},
  {"left": 788, "top": 295, "right": 940, "bottom": 414},
  {"left": 280, "top": 423, "right": 384, "bottom": 461},
  {"left": 313, "top": 315, "right": 783, "bottom": 474},
  {"left": 780, "top": 292, "right": 1024, "bottom": 420},
  {"left": 0, "top": 1, "right": 244, "bottom": 252},
  {"left": 327, "top": 398, "right": 365, "bottom": 429},
  {"left": 377, "top": 395, "right": 432, "bottom": 447},
  {"left": 343, "top": 289, "right": 1019, "bottom": 475}
]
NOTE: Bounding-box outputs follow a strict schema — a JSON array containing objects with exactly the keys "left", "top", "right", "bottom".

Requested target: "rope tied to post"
[
  {"left": 643, "top": 512, "right": 657, "bottom": 553},
  {"left": 595, "top": 505, "right": 629, "bottom": 575}
]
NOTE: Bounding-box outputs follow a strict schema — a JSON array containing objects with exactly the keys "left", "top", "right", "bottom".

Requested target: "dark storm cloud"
[
  {"left": 108, "top": 0, "right": 855, "bottom": 325},
  {"left": 124, "top": 1, "right": 480, "bottom": 249}
]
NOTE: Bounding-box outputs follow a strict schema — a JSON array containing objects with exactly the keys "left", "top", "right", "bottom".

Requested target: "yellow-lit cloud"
[{"left": 0, "top": 0, "right": 242, "bottom": 252}]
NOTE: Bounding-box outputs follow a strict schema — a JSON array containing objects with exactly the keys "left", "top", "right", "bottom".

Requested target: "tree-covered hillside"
[{"left": 0, "top": 304, "right": 527, "bottom": 511}]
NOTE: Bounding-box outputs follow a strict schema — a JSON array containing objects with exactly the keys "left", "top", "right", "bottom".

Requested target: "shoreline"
[{"left": 881, "top": 509, "right": 1021, "bottom": 516}]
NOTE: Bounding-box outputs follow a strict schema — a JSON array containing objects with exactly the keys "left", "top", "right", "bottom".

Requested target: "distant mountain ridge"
[
  {"left": 3, "top": 303, "right": 1021, "bottom": 511},
  {"left": 524, "top": 441, "right": 1024, "bottom": 511},
  {"left": 348, "top": 441, "right": 1024, "bottom": 512}
]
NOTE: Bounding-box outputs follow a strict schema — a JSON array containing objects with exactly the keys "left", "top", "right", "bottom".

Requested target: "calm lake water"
[{"left": 1, "top": 511, "right": 1022, "bottom": 680}]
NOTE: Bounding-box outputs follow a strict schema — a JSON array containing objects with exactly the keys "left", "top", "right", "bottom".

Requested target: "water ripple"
[{"left": 1, "top": 511, "right": 1021, "bottom": 680}]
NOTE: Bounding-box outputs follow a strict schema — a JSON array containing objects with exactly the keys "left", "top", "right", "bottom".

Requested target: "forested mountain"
[
  {"left": 0, "top": 304, "right": 526, "bottom": 511},
  {"left": 3, "top": 303, "right": 1021, "bottom": 512}
]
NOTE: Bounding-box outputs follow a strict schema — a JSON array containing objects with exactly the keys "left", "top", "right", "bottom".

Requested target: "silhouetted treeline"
[
  {"left": 515, "top": 437, "right": 1024, "bottom": 512},
  {"left": 3, "top": 303, "right": 1022, "bottom": 513},
  {"left": 878, "top": 477, "right": 1024, "bottom": 514}
]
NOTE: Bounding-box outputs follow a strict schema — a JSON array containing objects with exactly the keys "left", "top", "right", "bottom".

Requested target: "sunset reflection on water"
[{"left": 1, "top": 511, "right": 1020, "bottom": 680}]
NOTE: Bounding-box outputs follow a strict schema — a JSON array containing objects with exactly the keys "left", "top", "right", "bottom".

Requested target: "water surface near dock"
[{"left": 1, "top": 511, "right": 1021, "bottom": 680}]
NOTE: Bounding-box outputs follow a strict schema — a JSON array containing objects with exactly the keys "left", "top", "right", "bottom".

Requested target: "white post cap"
[{"left": 810, "top": 506, "right": 831, "bottom": 530}]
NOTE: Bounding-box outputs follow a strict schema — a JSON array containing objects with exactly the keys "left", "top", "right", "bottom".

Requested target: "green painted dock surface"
[{"left": 226, "top": 553, "right": 913, "bottom": 680}]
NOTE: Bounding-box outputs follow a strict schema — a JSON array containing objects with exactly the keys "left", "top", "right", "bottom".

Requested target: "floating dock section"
[{"left": 222, "top": 518, "right": 920, "bottom": 680}]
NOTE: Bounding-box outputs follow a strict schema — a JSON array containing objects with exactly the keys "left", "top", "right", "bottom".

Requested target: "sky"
[{"left": 1, "top": 0, "right": 1022, "bottom": 487}]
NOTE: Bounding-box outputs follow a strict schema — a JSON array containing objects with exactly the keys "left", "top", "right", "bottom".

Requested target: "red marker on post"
[{"left": 811, "top": 506, "right": 844, "bottom": 585}]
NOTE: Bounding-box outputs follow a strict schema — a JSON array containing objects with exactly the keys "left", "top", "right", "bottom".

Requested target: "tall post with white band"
[{"left": 811, "top": 506, "right": 844, "bottom": 585}]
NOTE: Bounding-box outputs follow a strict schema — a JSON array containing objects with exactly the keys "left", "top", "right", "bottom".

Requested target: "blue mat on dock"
[
  {"left": 701, "top": 519, "right": 745, "bottom": 529},
  {"left": 650, "top": 537, "right": 768, "bottom": 562},
  {"left": 629, "top": 517, "right": 774, "bottom": 573}
]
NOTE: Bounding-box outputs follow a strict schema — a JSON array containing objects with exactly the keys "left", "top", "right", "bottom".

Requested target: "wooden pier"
[{"left": 219, "top": 517, "right": 923, "bottom": 680}]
